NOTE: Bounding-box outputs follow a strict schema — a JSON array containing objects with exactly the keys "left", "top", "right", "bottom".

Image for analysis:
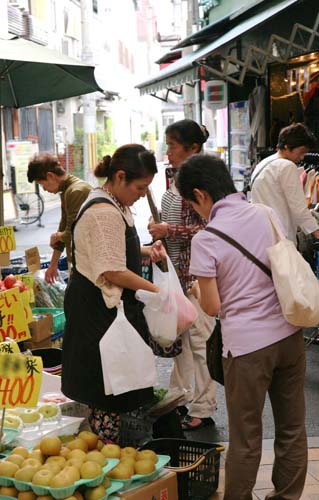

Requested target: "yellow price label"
[
  {"left": 0, "top": 341, "right": 20, "bottom": 354},
  {"left": 0, "top": 354, "right": 43, "bottom": 408},
  {"left": 0, "top": 226, "right": 16, "bottom": 253},
  {"left": 0, "top": 289, "right": 31, "bottom": 342}
]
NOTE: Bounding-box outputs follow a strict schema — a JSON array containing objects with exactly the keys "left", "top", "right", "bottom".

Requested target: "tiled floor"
[{"left": 210, "top": 438, "right": 319, "bottom": 500}]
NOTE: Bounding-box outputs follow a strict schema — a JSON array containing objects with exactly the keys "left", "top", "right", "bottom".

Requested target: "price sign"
[
  {"left": 0, "top": 341, "right": 20, "bottom": 354},
  {"left": 0, "top": 353, "right": 42, "bottom": 408},
  {"left": 0, "top": 289, "right": 31, "bottom": 342},
  {"left": 0, "top": 226, "right": 16, "bottom": 253}
]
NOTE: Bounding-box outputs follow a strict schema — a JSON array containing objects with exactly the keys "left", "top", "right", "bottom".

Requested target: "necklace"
[{"left": 102, "top": 186, "right": 126, "bottom": 214}]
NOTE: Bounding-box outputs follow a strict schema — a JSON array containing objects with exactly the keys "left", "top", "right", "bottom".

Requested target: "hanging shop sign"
[
  {"left": 0, "top": 288, "right": 31, "bottom": 342},
  {"left": 204, "top": 80, "right": 227, "bottom": 109},
  {"left": 0, "top": 353, "right": 42, "bottom": 408}
]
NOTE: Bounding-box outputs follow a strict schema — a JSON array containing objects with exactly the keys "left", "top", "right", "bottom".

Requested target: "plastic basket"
[
  {"left": 32, "top": 307, "right": 65, "bottom": 333},
  {"left": 140, "top": 438, "right": 224, "bottom": 500}
]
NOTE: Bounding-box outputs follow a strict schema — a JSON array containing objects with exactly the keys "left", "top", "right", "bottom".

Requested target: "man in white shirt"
[{"left": 251, "top": 123, "right": 319, "bottom": 245}]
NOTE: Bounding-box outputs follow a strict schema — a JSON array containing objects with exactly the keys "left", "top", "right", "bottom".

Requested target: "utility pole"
[
  {"left": 81, "top": 0, "right": 97, "bottom": 182},
  {"left": 183, "top": 0, "right": 201, "bottom": 121}
]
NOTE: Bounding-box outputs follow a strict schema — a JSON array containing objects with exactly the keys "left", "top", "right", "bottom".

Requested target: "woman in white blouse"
[
  {"left": 251, "top": 123, "right": 319, "bottom": 245},
  {"left": 61, "top": 144, "right": 164, "bottom": 444}
]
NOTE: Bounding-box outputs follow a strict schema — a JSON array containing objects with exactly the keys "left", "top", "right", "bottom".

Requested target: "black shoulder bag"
[{"left": 204, "top": 227, "right": 272, "bottom": 386}]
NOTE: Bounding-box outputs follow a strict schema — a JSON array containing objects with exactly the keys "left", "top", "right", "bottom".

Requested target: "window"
[
  {"left": 19, "top": 108, "right": 37, "bottom": 140},
  {"left": 38, "top": 108, "right": 54, "bottom": 152},
  {"left": 19, "top": 106, "right": 54, "bottom": 152}
]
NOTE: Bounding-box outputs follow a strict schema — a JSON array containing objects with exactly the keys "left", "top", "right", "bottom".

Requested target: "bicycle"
[
  {"left": 10, "top": 165, "right": 45, "bottom": 226},
  {"left": 14, "top": 189, "right": 45, "bottom": 226}
]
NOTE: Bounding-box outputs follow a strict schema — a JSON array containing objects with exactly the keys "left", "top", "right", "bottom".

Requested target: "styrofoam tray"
[
  {"left": 12, "top": 416, "right": 84, "bottom": 448},
  {"left": 0, "top": 458, "right": 119, "bottom": 499},
  {"left": 109, "top": 454, "right": 171, "bottom": 490}
]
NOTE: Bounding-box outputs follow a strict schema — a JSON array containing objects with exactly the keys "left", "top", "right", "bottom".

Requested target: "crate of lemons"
[{"left": 0, "top": 430, "right": 161, "bottom": 500}]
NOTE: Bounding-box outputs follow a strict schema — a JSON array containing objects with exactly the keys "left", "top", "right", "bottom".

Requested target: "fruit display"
[
  {"left": 0, "top": 431, "right": 170, "bottom": 499},
  {"left": 1, "top": 274, "right": 30, "bottom": 293},
  {"left": 38, "top": 404, "right": 60, "bottom": 422}
]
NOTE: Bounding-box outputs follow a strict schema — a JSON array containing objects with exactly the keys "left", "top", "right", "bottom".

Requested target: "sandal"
[{"left": 181, "top": 415, "right": 215, "bottom": 430}]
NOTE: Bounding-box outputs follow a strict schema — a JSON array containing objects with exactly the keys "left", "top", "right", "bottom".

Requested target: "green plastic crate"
[{"left": 32, "top": 307, "right": 65, "bottom": 334}]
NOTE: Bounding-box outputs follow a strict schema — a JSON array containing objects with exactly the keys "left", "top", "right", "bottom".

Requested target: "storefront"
[{"left": 136, "top": 0, "right": 319, "bottom": 189}]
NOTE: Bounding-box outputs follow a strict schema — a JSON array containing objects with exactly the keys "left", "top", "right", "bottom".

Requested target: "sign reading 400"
[
  {"left": 0, "top": 226, "right": 16, "bottom": 254},
  {"left": 0, "top": 354, "right": 43, "bottom": 408}
]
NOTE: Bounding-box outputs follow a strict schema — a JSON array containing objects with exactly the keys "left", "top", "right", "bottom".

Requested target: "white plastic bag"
[
  {"left": 136, "top": 256, "right": 198, "bottom": 347},
  {"left": 99, "top": 302, "right": 157, "bottom": 396}
]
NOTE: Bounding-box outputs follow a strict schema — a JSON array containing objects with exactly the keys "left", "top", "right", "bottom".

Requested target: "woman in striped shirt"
[{"left": 148, "top": 119, "right": 217, "bottom": 430}]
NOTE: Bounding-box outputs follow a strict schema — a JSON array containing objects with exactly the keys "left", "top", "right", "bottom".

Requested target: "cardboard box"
[
  {"left": 23, "top": 334, "right": 52, "bottom": 350},
  {"left": 29, "top": 313, "right": 53, "bottom": 342},
  {"left": 116, "top": 471, "right": 178, "bottom": 500}
]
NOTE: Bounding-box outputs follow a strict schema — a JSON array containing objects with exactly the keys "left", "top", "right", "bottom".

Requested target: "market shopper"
[
  {"left": 177, "top": 154, "right": 307, "bottom": 500},
  {"left": 61, "top": 144, "right": 162, "bottom": 444},
  {"left": 27, "top": 154, "right": 92, "bottom": 283},
  {"left": 251, "top": 122, "right": 319, "bottom": 244},
  {"left": 148, "top": 119, "right": 217, "bottom": 431}
]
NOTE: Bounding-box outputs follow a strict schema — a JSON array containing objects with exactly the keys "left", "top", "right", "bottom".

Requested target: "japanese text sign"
[
  {"left": 0, "top": 289, "right": 31, "bottom": 342},
  {"left": 0, "top": 341, "right": 20, "bottom": 355},
  {"left": 0, "top": 226, "right": 16, "bottom": 254},
  {"left": 0, "top": 353, "right": 43, "bottom": 408}
]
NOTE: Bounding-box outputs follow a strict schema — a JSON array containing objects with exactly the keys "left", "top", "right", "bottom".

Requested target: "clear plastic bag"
[{"left": 136, "top": 257, "right": 198, "bottom": 347}]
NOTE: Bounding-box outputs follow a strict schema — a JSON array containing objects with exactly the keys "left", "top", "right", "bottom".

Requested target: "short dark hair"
[
  {"left": 165, "top": 119, "right": 209, "bottom": 152},
  {"left": 94, "top": 144, "right": 157, "bottom": 181},
  {"left": 277, "top": 123, "right": 317, "bottom": 150},
  {"left": 27, "top": 153, "right": 65, "bottom": 182},
  {"left": 177, "top": 154, "right": 237, "bottom": 203}
]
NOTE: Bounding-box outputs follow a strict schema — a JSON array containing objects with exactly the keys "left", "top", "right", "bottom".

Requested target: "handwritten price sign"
[
  {"left": 0, "top": 353, "right": 42, "bottom": 408},
  {"left": 0, "top": 341, "right": 20, "bottom": 354},
  {"left": 0, "top": 289, "right": 31, "bottom": 342},
  {"left": 0, "top": 226, "right": 16, "bottom": 254}
]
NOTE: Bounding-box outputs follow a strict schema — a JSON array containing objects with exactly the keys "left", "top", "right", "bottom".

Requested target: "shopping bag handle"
[{"left": 147, "top": 188, "right": 168, "bottom": 272}]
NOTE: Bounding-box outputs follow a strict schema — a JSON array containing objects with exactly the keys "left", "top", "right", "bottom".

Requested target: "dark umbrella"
[{"left": 0, "top": 36, "right": 103, "bottom": 224}]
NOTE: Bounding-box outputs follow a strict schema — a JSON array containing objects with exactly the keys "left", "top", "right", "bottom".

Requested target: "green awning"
[{"left": 136, "top": 0, "right": 299, "bottom": 96}]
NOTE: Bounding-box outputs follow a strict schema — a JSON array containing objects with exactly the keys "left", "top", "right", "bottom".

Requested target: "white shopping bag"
[
  {"left": 99, "top": 302, "right": 157, "bottom": 396},
  {"left": 136, "top": 256, "right": 198, "bottom": 347}
]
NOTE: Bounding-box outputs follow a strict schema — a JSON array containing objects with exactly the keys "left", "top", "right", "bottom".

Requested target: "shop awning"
[
  {"left": 173, "top": 0, "right": 267, "bottom": 49},
  {"left": 136, "top": 0, "right": 299, "bottom": 96}
]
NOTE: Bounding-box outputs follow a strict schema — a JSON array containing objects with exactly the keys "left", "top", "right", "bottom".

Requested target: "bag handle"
[
  {"left": 205, "top": 227, "right": 272, "bottom": 279},
  {"left": 256, "top": 204, "right": 286, "bottom": 242}
]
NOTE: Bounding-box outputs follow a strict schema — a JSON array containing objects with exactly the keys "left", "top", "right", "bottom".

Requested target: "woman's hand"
[
  {"left": 150, "top": 240, "right": 167, "bottom": 263},
  {"left": 187, "top": 280, "right": 201, "bottom": 301},
  {"left": 148, "top": 221, "right": 168, "bottom": 240}
]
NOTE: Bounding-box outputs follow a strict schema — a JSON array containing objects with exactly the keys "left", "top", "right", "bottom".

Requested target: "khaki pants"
[
  {"left": 223, "top": 330, "right": 307, "bottom": 500},
  {"left": 168, "top": 295, "right": 217, "bottom": 418}
]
